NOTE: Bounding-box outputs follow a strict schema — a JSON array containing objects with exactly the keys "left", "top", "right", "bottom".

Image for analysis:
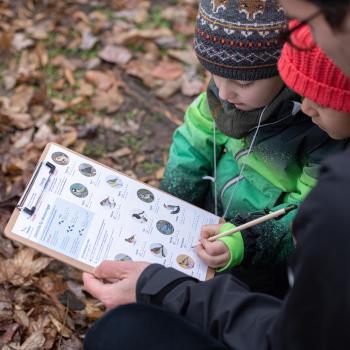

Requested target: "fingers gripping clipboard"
[{"left": 5, "top": 143, "right": 216, "bottom": 280}]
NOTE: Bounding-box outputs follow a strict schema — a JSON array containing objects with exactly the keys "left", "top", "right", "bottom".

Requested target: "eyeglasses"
[{"left": 279, "top": 10, "right": 323, "bottom": 51}]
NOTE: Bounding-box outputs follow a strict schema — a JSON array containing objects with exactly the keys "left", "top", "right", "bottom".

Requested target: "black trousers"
[{"left": 84, "top": 303, "right": 228, "bottom": 350}]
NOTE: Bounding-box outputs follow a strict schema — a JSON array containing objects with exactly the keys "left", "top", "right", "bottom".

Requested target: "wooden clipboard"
[{"left": 5, "top": 142, "right": 215, "bottom": 280}]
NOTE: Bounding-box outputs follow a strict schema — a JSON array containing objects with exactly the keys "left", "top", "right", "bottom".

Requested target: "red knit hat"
[{"left": 278, "top": 21, "right": 350, "bottom": 112}]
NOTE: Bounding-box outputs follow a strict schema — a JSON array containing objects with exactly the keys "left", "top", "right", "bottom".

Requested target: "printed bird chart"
[{"left": 6, "top": 143, "right": 220, "bottom": 281}]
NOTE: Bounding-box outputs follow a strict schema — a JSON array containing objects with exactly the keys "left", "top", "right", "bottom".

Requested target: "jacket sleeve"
[
  {"left": 235, "top": 137, "right": 349, "bottom": 269},
  {"left": 160, "top": 93, "right": 229, "bottom": 206},
  {"left": 136, "top": 264, "right": 281, "bottom": 350},
  {"left": 271, "top": 149, "right": 350, "bottom": 350}
]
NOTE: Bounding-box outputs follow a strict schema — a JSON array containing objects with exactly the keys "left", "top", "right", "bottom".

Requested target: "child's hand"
[{"left": 195, "top": 224, "right": 230, "bottom": 269}]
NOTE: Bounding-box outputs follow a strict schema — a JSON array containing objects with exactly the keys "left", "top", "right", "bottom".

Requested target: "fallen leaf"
[
  {"left": 155, "top": 78, "right": 182, "bottom": 99},
  {"left": 64, "top": 68, "right": 76, "bottom": 86},
  {"left": 155, "top": 36, "right": 182, "bottom": 49},
  {"left": 85, "top": 70, "right": 116, "bottom": 90},
  {"left": 49, "top": 315, "right": 72, "bottom": 338},
  {"left": 26, "top": 23, "right": 49, "bottom": 40},
  {"left": 72, "top": 10, "right": 89, "bottom": 24},
  {"left": 168, "top": 49, "right": 199, "bottom": 66},
  {"left": 174, "top": 21, "right": 196, "bottom": 36},
  {"left": 84, "top": 299, "right": 104, "bottom": 320},
  {"left": 12, "top": 33, "right": 34, "bottom": 51},
  {"left": 52, "top": 78, "right": 65, "bottom": 91},
  {"left": 125, "top": 59, "right": 157, "bottom": 87},
  {"left": 51, "top": 55, "right": 77, "bottom": 70},
  {"left": 51, "top": 98, "right": 68, "bottom": 112},
  {"left": 84, "top": 57, "right": 101, "bottom": 70},
  {"left": 80, "top": 30, "right": 98, "bottom": 50},
  {"left": 57, "top": 126, "right": 78, "bottom": 147},
  {"left": 151, "top": 59, "right": 183, "bottom": 81},
  {"left": 0, "top": 111, "right": 33, "bottom": 129},
  {"left": 114, "top": 2, "right": 150, "bottom": 23},
  {"left": 0, "top": 248, "right": 52, "bottom": 286},
  {"left": 17, "top": 51, "right": 40, "bottom": 77},
  {"left": 155, "top": 166, "right": 164, "bottom": 180},
  {"left": 76, "top": 80, "right": 94, "bottom": 96},
  {"left": 181, "top": 74, "right": 204, "bottom": 96},
  {"left": 0, "top": 31, "right": 14, "bottom": 53},
  {"left": 68, "top": 96, "right": 85, "bottom": 107},
  {"left": 89, "top": 10, "right": 109, "bottom": 23},
  {"left": 59, "top": 336, "right": 82, "bottom": 350},
  {"left": 11, "top": 128, "right": 35, "bottom": 148},
  {"left": 2, "top": 70, "right": 17, "bottom": 90},
  {"left": 0, "top": 323, "right": 18, "bottom": 345},
  {"left": 99, "top": 45, "right": 132, "bottom": 65},
  {"left": 135, "top": 154, "right": 146, "bottom": 163},
  {"left": 19, "top": 330, "right": 46, "bottom": 350},
  {"left": 112, "top": 118, "right": 141, "bottom": 134},
  {"left": 2, "top": 155, "right": 29, "bottom": 175},
  {"left": 0, "top": 289, "right": 12, "bottom": 322},
  {"left": 14, "top": 309, "right": 30, "bottom": 328},
  {"left": 114, "top": 27, "right": 173, "bottom": 45},
  {"left": 109, "top": 147, "right": 132, "bottom": 160},
  {"left": 10, "top": 85, "right": 34, "bottom": 113},
  {"left": 34, "top": 124, "right": 55, "bottom": 148},
  {"left": 35, "top": 43, "right": 48, "bottom": 67},
  {"left": 92, "top": 88, "right": 124, "bottom": 113}
]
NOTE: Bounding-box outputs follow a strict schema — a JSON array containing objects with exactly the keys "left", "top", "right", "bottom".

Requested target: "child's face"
[
  {"left": 301, "top": 98, "right": 350, "bottom": 140},
  {"left": 280, "top": 0, "right": 350, "bottom": 78},
  {"left": 212, "top": 75, "right": 284, "bottom": 111}
]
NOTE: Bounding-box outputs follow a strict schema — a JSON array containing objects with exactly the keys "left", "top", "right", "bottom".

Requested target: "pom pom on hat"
[{"left": 278, "top": 20, "right": 350, "bottom": 112}]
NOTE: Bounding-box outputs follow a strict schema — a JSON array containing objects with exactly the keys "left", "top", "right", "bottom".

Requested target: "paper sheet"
[{"left": 12, "top": 144, "right": 220, "bottom": 280}]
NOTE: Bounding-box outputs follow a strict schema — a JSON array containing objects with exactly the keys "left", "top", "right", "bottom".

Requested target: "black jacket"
[{"left": 136, "top": 149, "right": 350, "bottom": 350}]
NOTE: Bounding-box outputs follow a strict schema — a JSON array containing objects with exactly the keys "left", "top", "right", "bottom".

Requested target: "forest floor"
[{"left": 0, "top": 0, "right": 205, "bottom": 348}]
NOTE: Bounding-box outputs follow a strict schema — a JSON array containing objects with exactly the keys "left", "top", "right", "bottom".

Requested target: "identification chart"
[{"left": 11, "top": 144, "right": 220, "bottom": 280}]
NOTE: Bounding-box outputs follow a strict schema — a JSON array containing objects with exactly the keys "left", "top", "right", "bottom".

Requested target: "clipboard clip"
[{"left": 17, "top": 161, "right": 56, "bottom": 216}]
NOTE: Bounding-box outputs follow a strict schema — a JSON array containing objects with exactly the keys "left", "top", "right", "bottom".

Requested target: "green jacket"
[{"left": 160, "top": 92, "right": 348, "bottom": 269}]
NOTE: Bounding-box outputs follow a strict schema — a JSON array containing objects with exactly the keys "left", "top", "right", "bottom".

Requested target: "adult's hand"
[{"left": 83, "top": 260, "right": 150, "bottom": 309}]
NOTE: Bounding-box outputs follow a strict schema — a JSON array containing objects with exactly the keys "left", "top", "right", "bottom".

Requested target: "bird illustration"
[
  {"left": 71, "top": 185, "right": 87, "bottom": 197},
  {"left": 125, "top": 235, "right": 136, "bottom": 244},
  {"left": 132, "top": 211, "right": 148, "bottom": 223},
  {"left": 163, "top": 204, "right": 180, "bottom": 214},
  {"left": 151, "top": 245, "right": 166, "bottom": 257}
]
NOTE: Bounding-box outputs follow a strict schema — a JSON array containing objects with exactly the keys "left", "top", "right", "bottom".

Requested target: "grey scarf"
[{"left": 206, "top": 79, "right": 296, "bottom": 139}]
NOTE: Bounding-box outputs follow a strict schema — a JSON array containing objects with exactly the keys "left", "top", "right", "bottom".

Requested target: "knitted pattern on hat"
[
  {"left": 194, "top": 0, "right": 287, "bottom": 81},
  {"left": 278, "top": 21, "right": 350, "bottom": 112}
]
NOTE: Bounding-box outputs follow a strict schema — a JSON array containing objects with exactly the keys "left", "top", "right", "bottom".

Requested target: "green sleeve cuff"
[{"left": 216, "top": 222, "right": 244, "bottom": 272}]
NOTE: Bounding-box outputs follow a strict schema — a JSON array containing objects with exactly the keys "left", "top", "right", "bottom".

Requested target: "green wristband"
[{"left": 216, "top": 222, "right": 244, "bottom": 272}]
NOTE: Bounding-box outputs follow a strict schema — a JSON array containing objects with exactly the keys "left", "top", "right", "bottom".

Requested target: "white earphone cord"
[
  {"left": 213, "top": 123, "right": 218, "bottom": 216},
  {"left": 212, "top": 104, "right": 268, "bottom": 219}
]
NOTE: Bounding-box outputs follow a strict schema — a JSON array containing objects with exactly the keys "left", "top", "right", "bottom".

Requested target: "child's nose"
[
  {"left": 301, "top": 98, "right": 319, "bottom": 118},
  {"left": 218, "top": 82, "right": 233, "bottom": 101}
]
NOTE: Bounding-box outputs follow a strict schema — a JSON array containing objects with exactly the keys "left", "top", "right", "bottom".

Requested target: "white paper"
[{"left": 12, "top": 144, "right": 220, "bottom": 280}]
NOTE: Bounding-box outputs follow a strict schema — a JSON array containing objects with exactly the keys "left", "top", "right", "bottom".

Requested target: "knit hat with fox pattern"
[{"left": 194, "top": 0, "right": 287, "bottom": 80}]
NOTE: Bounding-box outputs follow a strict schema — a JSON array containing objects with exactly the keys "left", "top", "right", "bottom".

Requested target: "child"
[
  {"left": 160, "top": 0, "right": 348, "bottom": 285},
  {"left": 278, "top": 20, "right": 350, "bottom": 139}
]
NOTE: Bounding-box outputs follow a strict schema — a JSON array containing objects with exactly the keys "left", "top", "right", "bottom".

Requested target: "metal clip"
[{"left": 17, "top": 161, "right": 56, "bottom": 216}]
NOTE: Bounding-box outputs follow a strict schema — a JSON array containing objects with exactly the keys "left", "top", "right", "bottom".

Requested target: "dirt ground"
[{"left": 0, "top": 0, "right": 203, "bottom": 348}]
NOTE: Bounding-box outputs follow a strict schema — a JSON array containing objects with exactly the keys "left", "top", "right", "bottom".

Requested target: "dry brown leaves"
[{"left": 0, "top": 0, "right": 202, "bottom": 347}]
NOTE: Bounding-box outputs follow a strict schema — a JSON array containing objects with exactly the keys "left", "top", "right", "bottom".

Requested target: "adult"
[
  {"left": 83, "top": 3, "right": 350, "bottom": 350},
  {"left": 280, "top": 0, "right": 350, "bottom": 77}
]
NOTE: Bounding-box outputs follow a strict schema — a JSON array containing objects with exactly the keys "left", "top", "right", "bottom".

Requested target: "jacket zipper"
[
  {"left": 234, "top": 148, "right": 249, "bottom": 161},
  {"left": 220, "top": 174, "right": 244, "bottom": 202},
  {"left": 219, "top": 148, "right": 249, "bottom": 202}
]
